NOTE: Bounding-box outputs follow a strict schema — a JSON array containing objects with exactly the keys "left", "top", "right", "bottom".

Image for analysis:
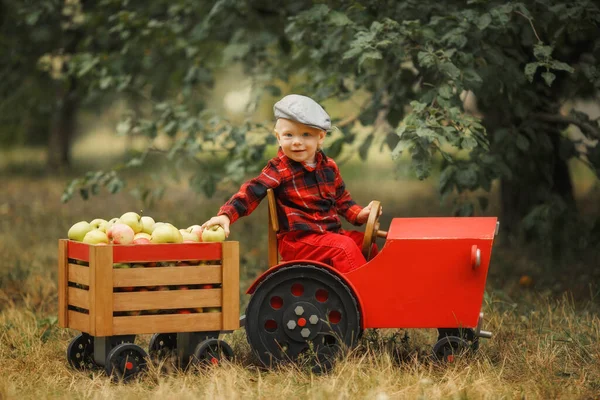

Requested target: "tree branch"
[{"left": 533, "top": 112, "right": 600, "bottom": 140}]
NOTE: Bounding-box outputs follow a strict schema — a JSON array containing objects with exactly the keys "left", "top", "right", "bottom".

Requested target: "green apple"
[
  {"left": 201, "top": 225, "right": 226, "bottom": 242},
  {"left": 151, "top": 224, "right": 183, "bottom": 243},
  {"left": 180, "top": 228, "right": 200, "bottom": 243},
  {"left": 120, "top": 212, "right": 143, "bottom": 234},
  {"left": 68, "top": 221, "right": 92, "bottom": 241},
  {"left": 141, "top": 216, "right": 156, "bottom": 234},
  {"left": 82, "top": 229, "right": 109, "bottom": 245},
  {"left": 204, "top": 307, "right": 221, "bottom": 313},
  {"left": 113, "top": 263, "right": 130, "bottom": 269},
  {"left": 89, "top": 218, "right": 108, "bottom": 232}
]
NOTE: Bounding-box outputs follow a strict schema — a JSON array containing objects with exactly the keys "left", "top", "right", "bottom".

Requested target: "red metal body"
[{"left": 248, "top": 217, "right": 498, "bottom": 330}]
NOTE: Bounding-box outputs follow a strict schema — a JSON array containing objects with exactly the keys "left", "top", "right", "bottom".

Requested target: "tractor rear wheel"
[{"left": 245, "top": 265, "right": 360, "bottom": 373}]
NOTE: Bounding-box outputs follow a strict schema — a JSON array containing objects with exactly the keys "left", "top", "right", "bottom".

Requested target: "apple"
[
  {"left": 202, "top": 225, "right": 226, "bottom": 242},
  {"left": 113, "top": 263, "right": 130, "bottom": 269},
  {"left": 187, "top": 225, "right": 204, "bottom": 241},
  {"left": 204, "top": 307, "right": 220, "bottom": 313},
  {"left": 120, "top": 212, "right": 143, "bottom": 234},
  {"left": 141, "top": 216, "right": 156, "bottom": 234},
  {"left": 176, "top": 309, "right": 192, "bottom": 314},
  {"left": 151, "top": 224, "right": 183, "bottom": 244},
  {"left": 68, "top": 221, "right": 92, "bottom": 242},
  {"left": 180, "top": 228, "right": 200, "bottom": 243},
  {"left": 193, "top": 307, "right": 204, "bottom": 313},
  {"left": 89, "top": 218, "right": 108, "bottom": 232},
  {"left": 105, "top": 218, "right": 121, "bottom": 234},
  {"left": 83, "top": 229, "right": 109, "bottom": 245},
  {"left": 110, "top": 223, "right": 135, "bottom": 245},
  {"left": 133, "top": 232, "right": 152, "bottom": 245},
  {"left": 126, "top": 310, "right": 141, "bottom": 316},
  {"left": 201, "top": 284, "right": 214, "bottom": 289}
]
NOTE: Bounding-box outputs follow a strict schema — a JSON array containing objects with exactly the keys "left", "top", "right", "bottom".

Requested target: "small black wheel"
[
  {"left": 245, "top": 265, "right": 360, "bottom": 372},
  {"left": 66, "top": 333, "right": 97, "bottom": 370},
  {"left": 437, "top": 328, "right": 479, "bottom": 351},
  {"left": 432, "top": 336, "right": 469, "bottom": 363},
  {"left": 192, "top": 339, "right": 234, "bottom": 367},
  {"left": 148, "top": 333, "right": 177, "bottom": 361},
  {"left": 105, "top": 343, "right": 148, "bottom": 382}
]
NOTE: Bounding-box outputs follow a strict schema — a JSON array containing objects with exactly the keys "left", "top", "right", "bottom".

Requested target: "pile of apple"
[{"left": 67, "top": 212, "right": 226, "bottom": 245}]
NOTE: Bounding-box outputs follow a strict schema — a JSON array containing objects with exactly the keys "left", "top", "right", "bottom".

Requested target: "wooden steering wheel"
[{"left": 361, "top": 200, "right": 388, "bottom": 260}]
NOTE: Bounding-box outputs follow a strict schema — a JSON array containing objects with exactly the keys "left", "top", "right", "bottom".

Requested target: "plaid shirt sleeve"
[
  {"left": 331, "top": 160, "right": 363, "bottom": 226},
  {"left": 217, "top": 161, "right": 281, "bottom": 224}
]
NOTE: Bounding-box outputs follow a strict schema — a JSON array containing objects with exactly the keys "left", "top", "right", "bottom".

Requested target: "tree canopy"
[{"left": 3, "top": 0, "right": 599, "bottom": 247}]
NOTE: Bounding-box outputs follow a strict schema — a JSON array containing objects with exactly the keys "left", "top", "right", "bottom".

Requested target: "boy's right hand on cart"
[{"left": 201, "top": 215, "right": 231, "bottom": 238}]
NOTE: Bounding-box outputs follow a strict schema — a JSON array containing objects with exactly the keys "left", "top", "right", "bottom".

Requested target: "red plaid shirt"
[{"left": 218, "top": 148, "right": 363, "bottom": 234}]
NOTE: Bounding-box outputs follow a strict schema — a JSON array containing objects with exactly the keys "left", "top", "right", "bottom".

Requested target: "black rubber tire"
[
  {"left": 105, "top": 343, "right": 148, "bottom": 382},
  {"left": 192, "top": 339, "right": 234, "bottom": 367},
  {"left": 148, "top": 333, "right": 177, "bottom": 361},
  {"left": 432, "top": 336, "right": 469, "bottom": 362},
  {"left": 66, "top": 333, "right": 97, "bottom": 370},
  {"left": 245, "top": 264, "right": 360, "bottom": 373}
]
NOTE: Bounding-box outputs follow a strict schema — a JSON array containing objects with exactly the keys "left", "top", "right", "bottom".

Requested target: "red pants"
[{"left": 278, "top": 230, "right": 379, "bottom": 273}]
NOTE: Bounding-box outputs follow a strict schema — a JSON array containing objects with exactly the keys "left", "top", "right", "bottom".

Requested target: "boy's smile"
[{"left": 274, "top": 118, "right": 326, "bottom": 164}]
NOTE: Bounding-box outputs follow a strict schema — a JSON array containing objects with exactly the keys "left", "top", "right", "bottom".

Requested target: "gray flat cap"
[{"left": 273, "top": 94, "right": 331, "bottom": 132}]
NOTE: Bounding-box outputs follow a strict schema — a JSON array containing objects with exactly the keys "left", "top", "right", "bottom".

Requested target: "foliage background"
[{"left": 1, "top": 0, "right": 600, "bottom": 398}]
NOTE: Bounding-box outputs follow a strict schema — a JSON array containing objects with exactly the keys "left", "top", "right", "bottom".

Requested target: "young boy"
[{"left": 202, "top": 94, "right": 380, "bottom": 272}]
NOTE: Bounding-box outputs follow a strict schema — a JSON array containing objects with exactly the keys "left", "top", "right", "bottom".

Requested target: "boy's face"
[{"left": 274, "top": 118, "right": 326, "bottom": 164}]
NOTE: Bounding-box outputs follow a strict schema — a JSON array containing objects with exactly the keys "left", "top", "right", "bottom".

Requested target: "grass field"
[{"left": 1, "top": 142, "right": 599, "bottom": 399}]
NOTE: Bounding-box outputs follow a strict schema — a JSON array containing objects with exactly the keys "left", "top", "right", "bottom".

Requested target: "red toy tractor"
[{"left": 242, "top": 190, "right": 497, "bottom": 370}]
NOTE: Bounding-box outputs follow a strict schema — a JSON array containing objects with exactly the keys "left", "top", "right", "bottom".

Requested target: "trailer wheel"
[
  {"left": 245, "top": 265, "right": 360, "bottom": 373},
  {"left": 66, "top": 333, "right": 97, "bottom": 370},
  {"left": 432, "top": 336, "right": 469, "bottom": 363},
  {"left": 105, "top": 343, "right": 148, "bottom": 382},
  {"left": 148, "top": 333, "right": 177, "bottom": 362},
  {"left": 192, "top": 339, "right": 233, "bottom": 367}
]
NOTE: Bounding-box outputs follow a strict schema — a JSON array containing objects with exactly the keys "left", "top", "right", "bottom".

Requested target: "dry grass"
[{"left": 1, "top": 145, "right": 600, "bottom": 399}]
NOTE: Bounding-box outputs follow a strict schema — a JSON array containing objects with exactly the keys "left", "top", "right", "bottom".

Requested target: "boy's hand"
[
  {"left": 356, "top": 201, "right": 383, "bottom": 225},
  {"left": 201, "top": 215, "right": 231, "bottom": 238}
]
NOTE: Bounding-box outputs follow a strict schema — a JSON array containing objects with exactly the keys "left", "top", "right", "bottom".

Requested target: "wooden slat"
[
  {"left": 221, "top": 241, "right": 240, "bottom": 330},
  {"left": 68, "top": 310, "right": 90, "bottom": 333},
  {"left": 89, "top": 245, "right": 114, "bottom": 337},
  {"left": 58, "top": 240, "right": 68, "bottom": 328},
  {"left": 68, "top": 263, "right": 90, "bottom": 286},
  {"left": 113, "top": 289, "right": 222, "bottom": 311},
  {"left": 67, "top": 287, "right": 90, "bottom": 309},
  {"left": 112, "top": 312, "right": 221, "bottom": 335},
  {"left": 113, "top": 265, "right": 222, "bottom": 287},
  {"left": 112, "top": 243, "right": 222, "bottom": 263}
]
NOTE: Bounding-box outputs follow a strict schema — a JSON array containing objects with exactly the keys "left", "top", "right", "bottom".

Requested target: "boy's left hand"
[{"left": 357, "top": 201, "right": 383, "bottom": 225}]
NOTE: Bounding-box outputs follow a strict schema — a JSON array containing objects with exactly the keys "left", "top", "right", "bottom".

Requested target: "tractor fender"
[{"left": 245, "top": 259, "right": 366, "bottom": 329}]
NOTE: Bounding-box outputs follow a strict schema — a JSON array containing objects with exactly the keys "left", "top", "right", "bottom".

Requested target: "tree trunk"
[
  {"left": 487, "top": 108, "right": 575, "bottom": 237},
  {"left": 47, "top": 78, "right": 78, "bottom": 170}
]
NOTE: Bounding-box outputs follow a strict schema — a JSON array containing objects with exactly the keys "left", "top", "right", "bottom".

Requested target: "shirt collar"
[{"left": 277, "top": 148, "right": 327, "bottom": 171}]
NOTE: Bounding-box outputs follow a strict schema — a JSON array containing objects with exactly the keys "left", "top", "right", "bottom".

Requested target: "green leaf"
[
  {"left": 329, "top": 11, "right": 353, "bottom": 26},
  {"left": 461, "top": 136, "right": 478, "bottom": 150},
  {"left": 116, "top": 119, "right": 131, "bottom": 136},
  {"left": 417, "top": 51, "right": 437, "bottom": 68},
  {"left": 524, "top": 62, "right": 539, "bottom": 82},
  {"left": 416, "top": 126, "right": 436, "bottom": 138},
  {"left": 477, "top": 13, "right": 492, "bottom": 30},
  {"left": 438, "top": 84, "right": 453, "bottom": 99},
  {"left": 542, "top": 71, "right": 556, "bottom": 86},
  {"left": 550, "top": 60, "right": 575, "bottom": 73},
  {"left": 359, "top": 51, "right": 383, "bottom": 67},
  {"left": 516, "top": 134, "right": 530, "bottom": 151},
  {"left": 439, "top": 62, "right": 461, "bottom": 80},
  {"left": 358, "top": 134, "right": 373, "bottom": 160},
  {"left": 533, "top": 44, "right": 553, "bottom": 60},
  {"left": 391, "top": 139, "right": 411, "bottom": 160}
]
